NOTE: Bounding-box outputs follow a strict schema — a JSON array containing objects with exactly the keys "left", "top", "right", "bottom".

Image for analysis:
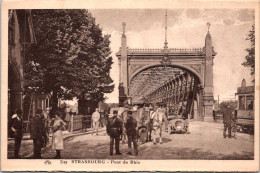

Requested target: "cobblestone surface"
[{"left": 8, "top": 121, "right": 254, "bottom": 160}]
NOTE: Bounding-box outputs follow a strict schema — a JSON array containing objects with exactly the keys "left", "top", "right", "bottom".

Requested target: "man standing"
[
  {"left": 125, "top": 111, "right": 138, "bottom": 155},
  {"left": 223, "top": 106, "right": 233, "bottom": 138},
  {"left": 92, "top": 108, "right": 100, "bottom": 135},
  {"left": 107, "top": 110, "right": 122, "bottom": 155},
  {"left": 65, "top": 107, "right": 71, "bottom": 131},
  {"left": 30, "top": 109, "right": 46, "bottom": 158},
  {"left": 10, "top": 109, "right": 23, "bottom": 158},
  {"left": 147, "top": 106, "right": 156, "bottom": 142}
]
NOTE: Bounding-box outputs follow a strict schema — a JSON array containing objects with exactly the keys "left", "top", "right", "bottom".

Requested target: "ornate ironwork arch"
[{"left": 129, "top": 64, "right": 203, "bottom": 86}]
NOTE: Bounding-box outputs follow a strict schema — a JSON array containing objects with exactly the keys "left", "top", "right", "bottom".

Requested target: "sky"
[{"left": 86, "top": 9, "right": 254, "bottom": 103}]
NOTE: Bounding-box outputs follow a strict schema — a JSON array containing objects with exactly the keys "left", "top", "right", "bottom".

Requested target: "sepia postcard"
[{"left": 1, "top": 0, "right": 259, "bottom": 172}]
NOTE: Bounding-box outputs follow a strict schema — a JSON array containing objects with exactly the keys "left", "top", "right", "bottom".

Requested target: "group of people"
[
  {"left": 106, "top": 97, "right": 168, "bottom": 156},
  {"left": 106, "top": 110, "right": 139, "bottom": 156},
  {"left": 10, "top": 109, "right": 67, "bottom": 159}
]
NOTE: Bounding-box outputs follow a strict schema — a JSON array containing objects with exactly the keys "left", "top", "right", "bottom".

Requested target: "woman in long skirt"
[{"left": 52, "top": 112, "right": 67, "bottom": 159}]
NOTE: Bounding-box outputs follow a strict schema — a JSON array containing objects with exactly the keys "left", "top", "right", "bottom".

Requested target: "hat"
[
  {"left": 16, "top": 109, "right": 22, "bottom": 114},
  {"left": 127, "top": 111, "right": 132, "bottom": 115},
  {"left": 113, "top": 110, "right": 118, "bottom": 114}
]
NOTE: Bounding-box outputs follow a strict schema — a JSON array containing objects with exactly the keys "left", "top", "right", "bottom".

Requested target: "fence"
[
  {"left": 70, "top": 115, "right": 92, "bottom": 133},
  {"left": 21, "top": 114, "right": 93, "bottom": 135}
]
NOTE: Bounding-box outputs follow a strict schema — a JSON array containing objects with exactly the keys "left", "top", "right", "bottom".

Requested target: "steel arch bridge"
[{"left": 116, "top": 22, "right": 216, "bottom": 121}]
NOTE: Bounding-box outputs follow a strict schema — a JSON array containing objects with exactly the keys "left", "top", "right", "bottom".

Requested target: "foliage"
[
  {"left": 219, "top": 101, "right": 237, "bottom": 112},
  {"left": 242, "top": 23, "right": 255, "bottom": 83},
  {"left": 24, "top": 10, "right": 114, "bottom": 115}
]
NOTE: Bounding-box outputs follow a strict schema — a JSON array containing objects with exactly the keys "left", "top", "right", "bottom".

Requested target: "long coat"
[
  {"left": 11, "top": 114, "right": 23, "bottom": 138},
  {"left": 52, "top": 118, "right": 66, "bottom": 150},
  {"left": 107, "top": 116, "right": 123, "bottom": 138},
  {"left": 30, "top": 114, "right": 45, "bottom": 139},
  {"left": 223, "top": 109, "right": 233, "bottom": 125},
  {"left": 125, "top": 116, "right": 137, "bottom": 136}
]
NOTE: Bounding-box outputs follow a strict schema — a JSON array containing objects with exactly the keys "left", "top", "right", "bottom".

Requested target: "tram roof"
[{"left": 236, "top": 86, "right": 254, "bottom": 95}]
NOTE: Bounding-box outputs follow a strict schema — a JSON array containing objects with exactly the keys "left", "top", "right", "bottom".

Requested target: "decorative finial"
[
  {"left": 122, "top": 22, "right": 126, "bottom": 34},
  {"left": 164, "top": 9, "right": 168, "bottom": 49},
  {"left": 207, "top": 22, "right": 211, "bottom": 32}
]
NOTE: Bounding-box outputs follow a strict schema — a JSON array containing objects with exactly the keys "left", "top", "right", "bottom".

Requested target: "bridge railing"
[{"left": 127, "top": 48, "right": 205, "bottom": 53}]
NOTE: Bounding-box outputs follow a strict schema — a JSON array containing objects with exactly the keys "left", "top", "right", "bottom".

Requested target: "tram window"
[
  {"left": 246, "top": 96, "right": 254, "bottom": 110},
  {"left": 239, "top": 96, "right": 245, "bottom": 110}
]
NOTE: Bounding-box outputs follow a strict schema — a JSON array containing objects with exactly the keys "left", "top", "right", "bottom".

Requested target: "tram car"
[{"left": 235, "top": 79, "right": 254, "bottom": 134}]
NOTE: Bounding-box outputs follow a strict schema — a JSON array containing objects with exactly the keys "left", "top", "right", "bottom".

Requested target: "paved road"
[{"left": 37, "top": 121, "right": 254, "bottom": 160}]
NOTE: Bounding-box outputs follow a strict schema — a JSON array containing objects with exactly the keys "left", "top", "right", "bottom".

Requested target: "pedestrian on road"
[
  {"left": 147, "top": 106, "right": 156, "bottom": 142},
  {"left": 65, "top": 107, "right": 71, "bottom": 131},
  {"left": 125, "top": 111, "right": 138, "bottom": 155},
  {"left": 223, "top": 106, "right": 233, "bottom": 138},
  {"left": 92, "top": 108, "right": 101, "bottom": 135},
  {"left": 107, "top": 110, "right": 123, "bottom": 155},
  {"left": 30, "top": 109, "right": 46, "bottom": 159},
  {"left": 51, "top": 111, "right": 67, "bottom": 159},
  {"left": 10, "top": 109, "right": 23, "bottom": 159}
]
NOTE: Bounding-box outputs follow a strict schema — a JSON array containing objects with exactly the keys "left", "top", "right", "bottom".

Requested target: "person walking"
[
  {"left": 147, "top": 106, "right": 156, "bottom": 142},
  {"left": 125, "top": 111, "right": 138, "bottom": 155},
  {"left": 92, "top": 108, "right": 100, "bottom": 135},
  {"left": 107, "top": 110, "right": 123, "bottom": 156},
  {"left": 64, "top": 107, "right": 71, "bottom": 131},
  {"left": 223, "top": 106, "right": 233, "bottom": 138},
  {"left": 10, "top": 109, "right": 23, "bottom": 159},
  {"left": 51, "top": 111, "right": 67, "bottom": 159},
  {"left": 30, "top": 109, "right": 46, "bottom": 159}
]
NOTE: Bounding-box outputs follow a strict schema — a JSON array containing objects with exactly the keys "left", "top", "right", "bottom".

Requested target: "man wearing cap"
[
  {"left": 10, "top": 109, "right": 23, "bottom": 158},
  {"left": 223, "top": 105, "right": 233, "bottom": 138},
  {"left": 107, "top": 110, "right": 122, "bottom": 155},
  {"left": 125, "top": 110, "right": 138, "bottom": 155}
]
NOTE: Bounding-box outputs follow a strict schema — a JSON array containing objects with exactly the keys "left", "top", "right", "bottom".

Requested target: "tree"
[
  {"left": 242, "top": 23, "right": 255, "bottom": 83},
  {"left": 24, "top": 10, "right": 114, "bottom": 116},
  {"left": 219, "top": 101, "right": 237, "bottom": 112}
]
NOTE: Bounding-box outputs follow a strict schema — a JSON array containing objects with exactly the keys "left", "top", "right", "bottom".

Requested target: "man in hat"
[
  {"left": 125, "top": 110, "right": 138, "bottom": 155},
  {"left": 10, "top": 109, "right": 23, "bottom": 158},
  {"left": 223, "top": 105, "right": 233, "bottom": 138},
  {"left": 107, "top": 110, "right": 123, "bottom": 155},
  {"left": 30, "top": 109, "right": 46, "bottom": 158}
]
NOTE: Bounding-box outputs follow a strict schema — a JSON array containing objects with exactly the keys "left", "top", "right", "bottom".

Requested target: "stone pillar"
[
  {"left": 119, "top": 22, "right": 128, "bottom": 106},
  {"left": 203, "top": 30, "right": 214, "bottom": 122},
  {"left": 10, "top": 89, "right": 23, "bottom": 113}
]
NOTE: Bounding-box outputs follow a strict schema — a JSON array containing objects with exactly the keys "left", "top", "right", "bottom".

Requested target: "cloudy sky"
[{"left": 89, "top": 9, "right": 254, "bottom": 103}]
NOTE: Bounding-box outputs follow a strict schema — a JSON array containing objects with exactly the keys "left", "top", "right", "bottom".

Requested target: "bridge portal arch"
[{"left": 116, "top": 22, "right": 217, "bottom": 122}]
